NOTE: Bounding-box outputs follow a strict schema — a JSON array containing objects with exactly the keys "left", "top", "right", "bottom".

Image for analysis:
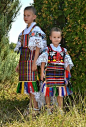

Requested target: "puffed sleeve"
[
  {"left": 28, "top": 26, "right": 47, "bottom": 52},
  {"left": 36, "top": 47, "right": 48, "bottom": 66},
  {"left": 64, "top": 48, "right": 74, "bottom": 69},
  {"left": 14, "top": 33, "right": 22, "bottom": 52}
]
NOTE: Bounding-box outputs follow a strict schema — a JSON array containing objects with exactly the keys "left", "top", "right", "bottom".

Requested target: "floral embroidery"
[
  {"left": 36, "top": 45, "right": 74, "bottom": 69},
  {"left": 31, "top": 32, "right": 35, "bottom": 36},
  {"left": 29, "top": 31, "right": 46, "bottom": 41}
]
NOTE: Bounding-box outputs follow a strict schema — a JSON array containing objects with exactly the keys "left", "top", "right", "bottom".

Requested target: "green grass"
[{"left": 0, "top": 80, "right": 86, "bottom": 127}]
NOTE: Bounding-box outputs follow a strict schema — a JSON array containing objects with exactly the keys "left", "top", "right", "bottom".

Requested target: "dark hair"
[
  {"left": 24, "top": 6, "right": 36, "bottom": 15},
  {"left": 50, "top": 27, "right": 62, "bottom": 36}
]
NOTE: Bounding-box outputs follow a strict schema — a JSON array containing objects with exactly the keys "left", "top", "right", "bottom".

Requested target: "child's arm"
[
  {"left": 15, "top": 63, "right": 19, "bottom": 73},
  {"left": 41, "top": 62, "right": 45, "bottom": 81},
  {"left": 32, "top": 47, "right": 40, "bottom": 71},
  {"left": 66, "top": 65, "right": 70, "bottom": 73}
]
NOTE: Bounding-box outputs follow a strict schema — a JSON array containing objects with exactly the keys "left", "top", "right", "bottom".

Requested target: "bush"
[
  {"left": 0, "top": 36, "right": 19, "bottom": 83},
  {"left": 34, "top": 0, "right": 86, "bottom": 93}
]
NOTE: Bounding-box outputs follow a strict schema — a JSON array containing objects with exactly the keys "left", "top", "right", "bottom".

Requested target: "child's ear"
[
  {"left": 33, "top": 15, "right": 36, "bottom": 20},
  {"left": 49, "top": 36, "right": 51, "bottom": 40}
]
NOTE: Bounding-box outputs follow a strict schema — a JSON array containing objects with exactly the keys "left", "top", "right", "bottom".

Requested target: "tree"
[
  {"left": 0, "top": 0, "right": 21, "bottom": 83},
  {"left": 34, "top": 0, "right": 66, "bottom": 45},
  {"left": 0, "top": 0, "right": 21, "bottom": 42},
  {"left": 62, "top": 0, "right": 86, "bottom": 93},
  {"left": 9, "top": 43, "right": 16, "bottom": 50},
  {"left": 34, "top": 0, "right": 86, "bottom": 93}
]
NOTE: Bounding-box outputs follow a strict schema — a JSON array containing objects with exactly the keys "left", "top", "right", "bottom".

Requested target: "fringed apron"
[
  {"left": 17, "top": 25, "right": 39, "bottom": 94},
  {"left": 41, "top": 46, "right": 73, "bottom": 97}
]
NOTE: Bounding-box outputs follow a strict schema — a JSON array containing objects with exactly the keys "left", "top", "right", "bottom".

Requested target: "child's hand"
[
  {"left": 41, "top": 72, "right": 45, "bottom": 81},
  {"left": 16, "top": 64, "right": 19, "bottom": 73},
  {"left": 32, "top": 62, "right": 37, "bottom": 71}
]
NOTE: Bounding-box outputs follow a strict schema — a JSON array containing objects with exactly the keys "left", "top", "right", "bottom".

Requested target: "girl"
[{"left": 36, "top": 27, "right": 74, "bottom": 114}]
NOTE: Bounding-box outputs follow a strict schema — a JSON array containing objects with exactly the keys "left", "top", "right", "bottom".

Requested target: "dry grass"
[{"left": 0, "top": 81, "right": 86, "bottom": 127}]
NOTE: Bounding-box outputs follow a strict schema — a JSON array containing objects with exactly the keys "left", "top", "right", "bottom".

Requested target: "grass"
[{"left": 0, "top": 80, "right": 86, "bottom": 127}]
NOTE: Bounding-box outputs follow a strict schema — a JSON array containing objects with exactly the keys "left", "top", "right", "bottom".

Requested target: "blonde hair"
[{"left": 50, "top": 27, "right": 62, "bottom": 36}]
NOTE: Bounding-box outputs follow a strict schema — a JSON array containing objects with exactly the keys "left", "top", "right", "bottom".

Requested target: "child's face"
[
  {"left": 24, "top": 10, "right": 36, "bottom": 26},
  {"left": 50, "top": 31, "right": 62, "bottom": 47}
]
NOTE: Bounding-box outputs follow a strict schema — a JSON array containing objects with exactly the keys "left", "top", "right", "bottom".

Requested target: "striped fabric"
[
  {"left": 19, "top": 47, "right": 37, "bottom": 81},
  {"left": 19, "top": 60, "right": 37, "bottom": 81},
  {"left": 45, "top": 65, "right": 65, "bottom": 87},
  {"left": 20, "top": 47, "right": 35, "bottom": 61}
]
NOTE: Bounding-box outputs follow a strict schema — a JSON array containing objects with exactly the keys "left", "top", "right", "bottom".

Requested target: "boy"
[{"left": 14, "top": 6, "right": 47, "bottom": 115}]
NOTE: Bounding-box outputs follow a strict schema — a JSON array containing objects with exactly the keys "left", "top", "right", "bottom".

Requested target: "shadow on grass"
[
  {"left": 0, "top": 96, "right": 29, "bottom": 124},
  {"left": 0, "top": 95, "right": 74, "bottom": 125}
]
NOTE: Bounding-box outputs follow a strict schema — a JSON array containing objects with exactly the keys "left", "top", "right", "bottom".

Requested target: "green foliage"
[
  {"left": 0, "top": 0, "right": 21, "bottom": 83},
  {"left": 34, "top": 0, "right": 86, "bottom": 93},
  {"left": 9, "top": 43, "right": 16, "bottom": 50},
  {"left": 0, "top": 0, "right": 21, "bottom": 42},
  {"left": 62, "top": 0, "right": 86, "bottom": 93},
  {"left": 0, "top": 36, "right": 19, "bottom": 83},
  {"left": 34, "top": 0, "right": 65, "bottom": 44}
]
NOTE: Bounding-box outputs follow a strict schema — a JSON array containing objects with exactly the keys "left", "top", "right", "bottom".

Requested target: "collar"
[
  {"left": 23, "top": 22, "right": 36, "bottom": 34},
  {"left": 50, "top": 44, "right": 62, "bottom": 52}
]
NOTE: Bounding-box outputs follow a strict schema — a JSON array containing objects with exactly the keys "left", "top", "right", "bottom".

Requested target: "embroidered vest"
[
  {"left": 45, "top": 46, "right": 65, "bottom": 87},
  {"left": 48, "top": 46, "right": 65, "bottom": 64}
]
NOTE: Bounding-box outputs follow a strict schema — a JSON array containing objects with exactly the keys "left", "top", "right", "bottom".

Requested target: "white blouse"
[
  {"left": 36, "top": 44, "right": 74, "bottom": 69},
  {"left": 14, "top": 22, "right": 47, "bottom": 53}
]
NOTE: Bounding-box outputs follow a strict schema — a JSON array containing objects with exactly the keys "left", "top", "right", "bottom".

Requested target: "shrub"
[{"left": 34, "top": 0, "right": 86, "bottom": 93}]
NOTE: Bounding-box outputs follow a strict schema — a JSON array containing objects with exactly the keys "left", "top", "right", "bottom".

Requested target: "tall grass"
[{"left": 0, "top": 81, "right": 86, "bottom": 127}]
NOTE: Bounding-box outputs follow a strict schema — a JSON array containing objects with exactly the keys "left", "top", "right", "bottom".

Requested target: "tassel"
[
  {"left": 64, "top": 86, "right": 67, "bottom": 96},
  {"left": 53, "top": 87, "right": 58, "bottom": 96},
  {"left": 62, "top": 87, "right": 64, "bottom": 96},
  {"left": 27, "top": 82, "right": 30, "bottom": 93},
  {"left": 44, "top": 86, "right": 46, "bottom": 96},
  {"left": 51, "top": 87, "right": 54, "bottom": 96},
  {"left": 55, "top": 87, "right": 58, "bottom": 96},
  {"left": 63, "top": 87, "right": 66, "bottom": 96},
  {"left": 17, "top": 82, "right": 21, "bottom": 93},
  {"left": 24, "top": 82, "right": 28, "bottom": 93},
  {"left": 29, "top": 82, "right": 34, "bottom": 92},
  {"left": 66, "top": 87, "right": 70, "bottom": 96},
  {"left": 32, "top": 81, "right": 38, "bottom": 92},
  {"left": 49, "top": 87, "right": 52, "bottom": 96},
  {"left": 21, "top": 82, "right": 24, "bottom": 94},
  {"left": 45, "top": 87, "right": 49, "bottom": 96}
]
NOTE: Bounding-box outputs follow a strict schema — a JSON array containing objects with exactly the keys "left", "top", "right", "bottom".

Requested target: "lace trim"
[
  {"left": 28, "top": 36, "right": 46, "bottom": 52},
  {"left": 64, "top": 55, "right": 74, "bottom": 69},
  {"left": 36, "top": 52, "right": 48, "bottom": 66}
]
